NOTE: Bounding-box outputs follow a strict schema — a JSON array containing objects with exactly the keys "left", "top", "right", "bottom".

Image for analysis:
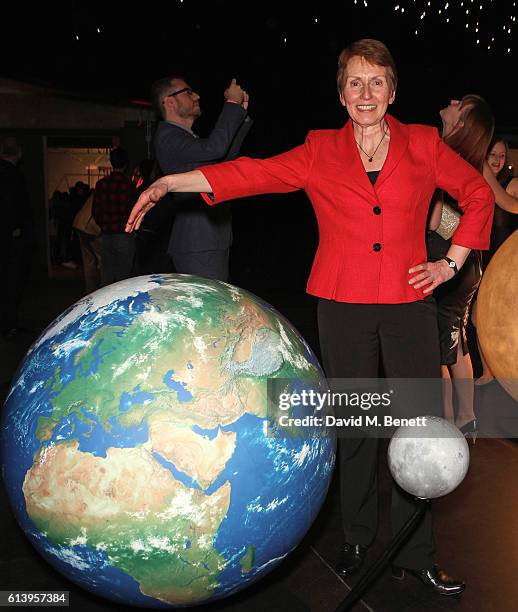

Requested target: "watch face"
[{"left": 449, "top": 261, "right": 455, "bottom": 267}]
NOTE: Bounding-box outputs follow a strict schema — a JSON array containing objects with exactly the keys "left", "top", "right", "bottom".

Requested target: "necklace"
[{"left": 355, "top": 125, "right": 389, "bottom": 163}]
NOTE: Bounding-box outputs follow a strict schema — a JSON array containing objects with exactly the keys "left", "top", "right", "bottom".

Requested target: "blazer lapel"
[
  {"left": 337, "top": 114, "right": 410, "bottom": 198},
  {"left": 376, "top": 113, "right": 409, "bottom": 189},
  {"left": 340, "top": 120, "right": 377, "bottom": 197}
]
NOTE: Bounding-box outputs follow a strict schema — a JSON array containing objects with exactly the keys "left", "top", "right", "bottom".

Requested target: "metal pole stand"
[{"left": 334, "top": 497, "right": 429, "bottom": 612}]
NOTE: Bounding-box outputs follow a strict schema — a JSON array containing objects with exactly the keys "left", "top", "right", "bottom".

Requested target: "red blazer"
[{"left": 200, "top": 114, "right": 494, "bottom": 304}]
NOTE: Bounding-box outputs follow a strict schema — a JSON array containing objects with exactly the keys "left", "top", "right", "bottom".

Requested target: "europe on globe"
[{"left": 1, "top": 274, "right": 336, "bottom": 607}]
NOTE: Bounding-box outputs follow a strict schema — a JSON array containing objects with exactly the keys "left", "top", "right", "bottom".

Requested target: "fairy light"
[{"left": 387, "top": 0, "right": 514, "bottom": 55}]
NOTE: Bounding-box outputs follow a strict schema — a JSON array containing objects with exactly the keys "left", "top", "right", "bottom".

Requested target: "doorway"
[{"left": 45, "top": 136, "right": 114, "bottom": 277}]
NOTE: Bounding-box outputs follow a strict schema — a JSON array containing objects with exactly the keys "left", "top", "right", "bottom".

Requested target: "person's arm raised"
[
  {"left": 506, "top": 177, "right": 518, "bottom": 199},
  {"left": 483, "top": 162, "right": 518, "bottom": 213},
  {"left": 125, "top": 170, "right": 212, "bottom": 232}
]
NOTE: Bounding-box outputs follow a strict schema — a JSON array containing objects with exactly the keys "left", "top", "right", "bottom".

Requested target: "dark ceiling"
[{"left": 3, "top": 1, "right": 518, "bottom": 138}]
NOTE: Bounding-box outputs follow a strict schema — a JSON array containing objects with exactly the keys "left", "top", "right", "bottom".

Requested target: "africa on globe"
[{"left": 1, "top": 274, "right": 336, "bottom": 607}]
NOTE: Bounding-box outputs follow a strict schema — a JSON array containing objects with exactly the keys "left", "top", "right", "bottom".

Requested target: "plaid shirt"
[{"left": 92, "top": 171, "right": 136, "bottom": 234}]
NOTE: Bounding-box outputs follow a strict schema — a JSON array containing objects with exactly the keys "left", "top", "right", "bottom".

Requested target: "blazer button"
[
  {"left": 373, "top": 243, "right": 382, "bottom": 252},
  {"left": 373, "top": 206, "right": 382, "bottom": 215}
]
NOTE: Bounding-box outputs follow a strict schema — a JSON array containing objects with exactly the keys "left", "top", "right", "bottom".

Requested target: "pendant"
[{"left": 368, "top": 157, "right": 373, "bottom": 163}]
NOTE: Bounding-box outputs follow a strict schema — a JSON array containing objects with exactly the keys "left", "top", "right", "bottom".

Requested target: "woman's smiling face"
[{"left": 339, "top": 55, "right": 395, "bottom": 127}]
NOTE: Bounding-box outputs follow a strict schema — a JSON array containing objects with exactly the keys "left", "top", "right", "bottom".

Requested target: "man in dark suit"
[{"left": 150, "top": 75, "right": 252, "bottom": 281}]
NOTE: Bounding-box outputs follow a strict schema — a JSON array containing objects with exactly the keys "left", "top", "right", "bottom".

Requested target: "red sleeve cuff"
[{"left": 201, "top": 192, "right": 216, "bottom": 206}]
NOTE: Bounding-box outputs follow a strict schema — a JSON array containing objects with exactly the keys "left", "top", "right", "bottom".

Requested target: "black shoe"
[
  {"left": 335, "top": 543, "right": 367, "bottom": 577},
  {"left": 392, "top": 564, "right": 465, "bottom": 596},
  {"left": 458, "top": 419, "right": 478, "bottom": 445}
]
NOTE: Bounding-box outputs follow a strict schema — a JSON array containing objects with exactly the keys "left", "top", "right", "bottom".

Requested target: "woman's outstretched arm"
[{"left": 125, "top": 170, "right": 212, "bottom": 232}]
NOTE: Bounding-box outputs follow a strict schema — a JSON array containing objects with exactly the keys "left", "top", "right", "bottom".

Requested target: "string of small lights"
[
  {"left": 387, "top": 0, "right": 516, "bottom": 54},
  {"left": 268, "top": 2, "right": 516, "bottom": 53},
  {"left": 67, "top": 2, "right": 516, "bottom": 61}
]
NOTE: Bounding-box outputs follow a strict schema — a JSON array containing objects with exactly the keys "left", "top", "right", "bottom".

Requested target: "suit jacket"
[
  {"left": 199, "top": 114, "right": 494, "bottom": 304},
  {"left": 155, "top": 101, "right": 252, "bottom": 253}
]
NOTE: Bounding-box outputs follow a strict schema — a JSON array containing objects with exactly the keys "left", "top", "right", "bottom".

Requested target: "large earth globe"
[{"left": 1, "top": 274, "right": 336, "bottom": 607}]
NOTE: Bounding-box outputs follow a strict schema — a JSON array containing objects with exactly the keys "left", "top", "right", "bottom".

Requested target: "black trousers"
[
  {"left": 318, "top": 297, "right": 442, "bottom": 569},
  {"left": 171, "top": 249, "right": 230, "bottom": 282}
]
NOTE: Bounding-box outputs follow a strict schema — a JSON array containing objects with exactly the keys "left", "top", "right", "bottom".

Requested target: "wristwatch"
[{"left": 442, "top": 256, "right": 458, "bottom": 275}]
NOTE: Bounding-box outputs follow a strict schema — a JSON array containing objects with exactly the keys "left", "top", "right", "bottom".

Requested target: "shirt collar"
[{"left": 165, "top": 120, "right": 196, "bottom": 137}]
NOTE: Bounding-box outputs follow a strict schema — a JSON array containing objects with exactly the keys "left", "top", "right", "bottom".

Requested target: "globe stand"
[{"left": 334, "top": 497, "right": 429, "bottom": 612}]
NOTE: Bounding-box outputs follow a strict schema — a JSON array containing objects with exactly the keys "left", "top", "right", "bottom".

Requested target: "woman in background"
[
  {"left": 485, "top": 136, "right": 518, "bottom": 263},
  {"left": 427, "top": 96, "right": 494, "bottom": 441},
  {"left": 429, "top": 103, "right": 518, "bottom": 435},
  {"left": 474, "top": 137, "right": 518, "bottom": 385}
]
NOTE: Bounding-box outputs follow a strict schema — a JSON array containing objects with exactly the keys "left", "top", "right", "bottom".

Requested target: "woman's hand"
[
  {"left": 408, "top": 259, "right": 455, "bottom": 293},
  {"left": 125, "top": 177, "right": 170, "bottom": 232}
]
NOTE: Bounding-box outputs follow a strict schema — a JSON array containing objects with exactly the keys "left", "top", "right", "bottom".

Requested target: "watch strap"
[{"left": 442, "top": 256, "right": 458, "bottom": 275}]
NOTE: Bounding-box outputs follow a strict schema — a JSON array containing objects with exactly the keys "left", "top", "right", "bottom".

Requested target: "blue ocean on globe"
[{"left": 1, "top": 274, "right": 336, "bottom": 607}]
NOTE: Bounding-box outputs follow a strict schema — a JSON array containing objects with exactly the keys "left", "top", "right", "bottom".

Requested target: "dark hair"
[
  {"left": 337, "top": 38, "right": 397, "bottom": 94},
  {"left": 487, "top": 134, "right": 509, "bottom": 159},
  {"left": 445, "top": 94, "right": 494, "bottom": 172},
  {"left": 487, "top": 135, "right": 512, "bottom": 182},
  {"left": 110, "top": 147, "right": 129, "bottom": 170},
  {"left": 150, "top": 75, "right": 185, "bottom": 119}
]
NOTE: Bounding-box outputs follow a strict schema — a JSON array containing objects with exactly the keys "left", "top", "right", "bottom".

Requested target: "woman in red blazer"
[{"left": 127, "top": 39, "right": 493, "bottom": 597}]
